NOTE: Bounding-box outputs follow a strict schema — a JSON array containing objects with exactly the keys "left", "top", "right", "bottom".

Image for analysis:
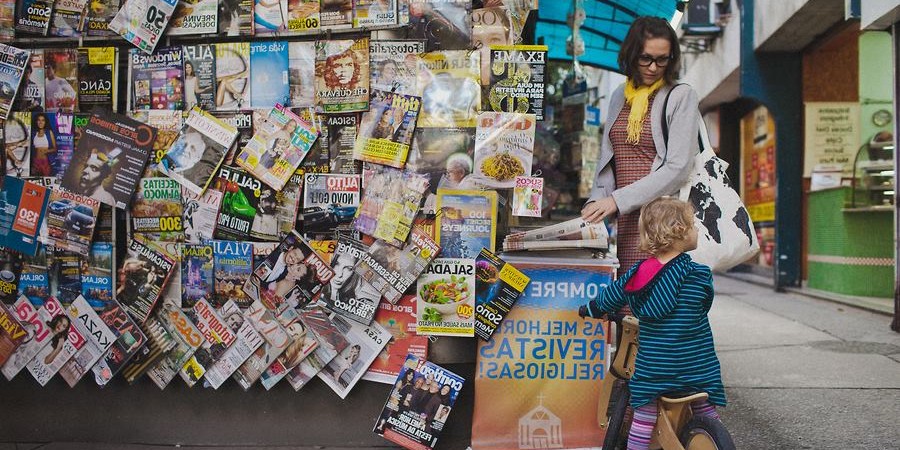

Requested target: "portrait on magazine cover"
[
  {"left": 62, "top": 145, "right": 119, "bottom": 207},
  {"left": 256, "top": 237, "right": 318, "bottom": 307},
  {"left": 159, "top": 127, "right": 221, "bottom": 186},
  {"left": 322, "top": 49, "right": 363, "bottom": 91}
]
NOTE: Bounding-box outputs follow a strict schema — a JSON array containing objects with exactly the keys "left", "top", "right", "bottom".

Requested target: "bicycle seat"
[{"left": 659, "top": 392, "right": 708, "bottom": 405}]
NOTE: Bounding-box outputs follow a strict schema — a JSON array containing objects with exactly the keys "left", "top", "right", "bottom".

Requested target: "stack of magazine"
[{"left": 502, "top": 217, "right": 609, "bottom": 252}]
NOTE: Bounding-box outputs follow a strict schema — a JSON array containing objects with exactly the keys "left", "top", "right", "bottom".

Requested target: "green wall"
[{"left": 859, "top": 31, "right": 894, "bottom": 143}]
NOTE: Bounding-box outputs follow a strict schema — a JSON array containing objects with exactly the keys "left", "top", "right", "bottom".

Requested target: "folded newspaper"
[{"left": 502, "top": 217, "right": 609, "bottom": 252}]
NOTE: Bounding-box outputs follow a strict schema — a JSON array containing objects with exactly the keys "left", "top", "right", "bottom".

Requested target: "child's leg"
[
  {"left": 626, "top": 402, "right": 657, "bottom": 450},
  {"left": 690, "top": 399, "right": 720, "bottom": 420}
]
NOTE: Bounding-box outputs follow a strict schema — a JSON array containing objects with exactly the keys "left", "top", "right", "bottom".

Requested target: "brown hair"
[
  {"left": 618, "top": 16, "right": 681, "bottom": 87},
  {"left": 638, "top": 197, "right": 695, "bottom": 256}
]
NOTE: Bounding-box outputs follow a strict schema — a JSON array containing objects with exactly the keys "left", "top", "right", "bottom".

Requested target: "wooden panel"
[{"left": 802, "top": 23, "right": 860, "bottom": 102}]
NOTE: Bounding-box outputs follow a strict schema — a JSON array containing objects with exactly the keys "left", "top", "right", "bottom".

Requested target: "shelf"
[
  {"left": 842, "top": 206, "right": 894, "bottom": 213},
  {"left": 857, "top": 160, "right": 893, "bottom": 171}
]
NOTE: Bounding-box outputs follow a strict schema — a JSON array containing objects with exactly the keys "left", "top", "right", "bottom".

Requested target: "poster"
[
  {"left": 803, "top": 102, "right": 860, "bottom": 176},
  {"left": 740, "top": 105, "right": 776, "bottom": 224}
]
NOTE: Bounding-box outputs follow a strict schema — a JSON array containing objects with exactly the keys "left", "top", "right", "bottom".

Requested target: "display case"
[{"left": 849, "top": 132, "right": 894, "bottom": 210}]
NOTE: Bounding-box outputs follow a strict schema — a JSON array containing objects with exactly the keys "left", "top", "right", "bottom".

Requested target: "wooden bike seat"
[{"left": 659, "top": 392, "right": 709, "bottom": 406}]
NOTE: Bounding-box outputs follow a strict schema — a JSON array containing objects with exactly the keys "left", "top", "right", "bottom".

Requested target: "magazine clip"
[
  {"left": 530, "top": 169, "right": 542, "bottom": 178},
  {"left": 428, "top": 335, "right": 439, "bottom": 343},
  {"left": 467, "top": 42, "right": 484, "bottom": 59}
]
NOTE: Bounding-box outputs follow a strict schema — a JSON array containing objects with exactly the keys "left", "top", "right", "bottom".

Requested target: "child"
[{"left": 579, "top": 197, "right": 725, "bottom": 450}]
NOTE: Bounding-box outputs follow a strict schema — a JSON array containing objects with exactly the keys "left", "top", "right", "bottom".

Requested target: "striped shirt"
[{"left": 586, "top": 253, "right": 726, "bottom": 408}]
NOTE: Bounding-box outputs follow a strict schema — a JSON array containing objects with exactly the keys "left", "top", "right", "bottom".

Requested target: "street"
[{"left": 712, "top": 277, "right": 900, "bottom": 450}]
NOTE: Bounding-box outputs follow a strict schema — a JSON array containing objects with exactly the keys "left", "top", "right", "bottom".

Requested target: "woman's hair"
[
  {"left": 638, "top": 197, "right": 695, "bottom": 255},
  {"left": 618, "top": 16, "right": 681, "bottom": 86}
]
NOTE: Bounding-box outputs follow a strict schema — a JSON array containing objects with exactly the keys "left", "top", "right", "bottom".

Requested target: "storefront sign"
[
  {"left": 803, "top": 102, "right": 860, "bottom": 176},
  {"left": 740, "top": 106, "right": 776, "bottom": 223}
]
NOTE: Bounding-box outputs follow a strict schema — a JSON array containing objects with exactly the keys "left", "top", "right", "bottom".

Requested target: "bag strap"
[{"left": 659, "top": 83, "right": 703, "bottom": 168}]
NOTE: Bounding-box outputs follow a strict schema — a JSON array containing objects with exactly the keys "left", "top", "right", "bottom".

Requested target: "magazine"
[
  {"left": 302, "top": 173, "right": 360, "bottom": 233},
  {"left": 15, "top": 0, "right": 52, "bottom": 35},
  {"left": 212, "top": 240, "right": 252, "bottom": 309},
  {"left": 121, "top": 315, "right": 175, "bottom": 384},
  {"left": 214, "top": 42, "right": 251, "bottom": 110},
  {"left": 286, "top": 0, "right": 319, "bottom": 32},
  {"left": 159, "top": 107, "right": 239, "bottom": 196},
  {"left": 250, "top": 41, "right": 290, "bottom": 109},
  {"left": 117, "top": 237, "right": 176, "bottom": 324},
  {"left": 42, "top": 186, "right": 101, "bottom": 256},
  {"left": 49, "top": 246, "right": 82, "bottom": 305},
  {"left": 317, "top": 313, "right": 390, "bottom": 399},
  {"left": 27, "top": 112, "right": 60, "bottom": 177},
  {"left": 0, "top": 248, "right": 22, "bottom": 305},
  {"left": 472, "top": 6, "right": 513, "bottom": 85},
  {"left": 168, "top": 0, "right": 218, "bottom": 35},
  {"left": 406, "top": 0, "right": 471, "bottom": 51},
  {"left": 210, "top": 110, "right": 253, "bottom": 165},
  {"left": 373, "top": 354, "right": 465, "bottom": 449},
  {"left": 369, "top": 40, "right": 424, "bottom": 95},
  {"left": 0, "top": 300, "right": 26, "bottom": 367},
  {"left": 128, "top": 46, "right": 184, "bottom": 111},
  {"left": 109, "top": 0, "right": 178, "bottom": 55},
  {"left": 259, "top": 306, "right": 317, "bottom": 390},
  {"left": 75, "top": 47, "right": 117, "bottom": 112},
  {"left": 319, "top": 0, "right": 352, "bottom": 28},
  {"left": 274, "top": 170, "right": 303, "bottom": 238},
  {"left": 232, "top": 299, "right": 290, "bottom": 390},
  {"left": 253, "top": 0, "right": 286, "bottom": 33},
  {"left": 91, "top": 203, "right": 115, "bottom": 243},
  {"left": 202, "top": 300, "right": 263, "bottom": 389},
  {"left": 354, "top": 90, "right": 421, "bottom": 168},
  {"left": 147, "top": 299, "right": 202, "bottom": 389},
  {"left": 84, "top": 0, "right": 121, "bottom": 37},
  {"left": 511, "top": 176, "right": 542, "bottom": 217},
  {"left": 211, "top": 166, "right": 265, "bottom": 241},
  {"left": 285, "top": 305, "right": 349, "bottom": 390},
  {"left": 26, "top": 296, "right": 87, "bottom": 386},
  {"left": 81, "top": 241, "right": 114, "bottom": 309},
  {"left": 60, "top": 112, "right": 157, "bottom": 209},
  {"left": 0, "top": 175, "right": 49, "bottom": 256},
  {"left": 130, "top": 177, "right": 183, "bottom": 242},
  {"left": 288, "top": 41, "right": 316, "bottom": 108},
  {"left": 49, "top": 0, "right": 88, "bottom": 37},
  {"left": 18, "top": 245, "right": 48, "bottom": 306},
  {"left": 435, "top": 188, "right": 498, "bottom": 258},
  {"left": 356, "top": 226, "right": 440, "bottom": 304},
  {"left": 14, "top": 51, "right": 43, "bottom": 113},
  {"left": 417, "top": 50, "right": 481, "bottom": 128},
  {"left": 92, "top": 298, "right": 147, "bottom": 386},
  {"left": 5, "top": 112, "right": 31, "bottom": 177},
  {"left": 244, "top": 230, "right": 333, "bottom": 312},
  {"left": 406, "top": 127, "right": 475, "bottom": 211},
  {"left": 315, "top": 38, "right": 370, "bottom": 113},
  {"left": 0, "top": 44, "right": 27, "bottom": 119},
  {"left": 133, "top": 110, "right": 183, "bottom": 176},
  {"left": 182, "top": 44, "right": 217, "bottom": 111},
  {"left": 488, "top": 44, "right": 547, "bottom": 120},
  {"left": 178, "top": 298, "right": 237, "bottom": 386},
  {"left": 58, "top": 295, "right": 117, "bottom": 387},
  {"left": 362, "top": 294, "right": 427, "bottom": 384},
  {"left": 51, "top": 115, "right": 75, "bottom": 179},
  {"left": 326, "top": 113, "right": 360, "bottom": 174},
  {"left": 353, "top": 164, "right": 430, "bottom": 247},
  {"left": 353, "top": 0, "right": 396, "bottom": 27},
  {"left": 473, "top": 248, "right": 528, "bottom": 340},
  {"left": 182, "top": 243, "right": 214, "bottom": 309},
  {"left": 416, "top": 257, "right": 475, "bottom": 336},
  {"left": 320, "top": 236, "right": 381, "bottom": 325},
  {"left": 219, "top": 0, "right": 252, "bottom": 35},
  {"left": 182, "top": 185, "right": 222, "bottom": 244},
  {"left": 471, "top": 112, "right": 535, "bottom": 188},
  {"left": 1, "top": 296, "right": 53, "bottom": 380},
  {"left": 235, "top": 104, "right": 318, "bottom": 191}
]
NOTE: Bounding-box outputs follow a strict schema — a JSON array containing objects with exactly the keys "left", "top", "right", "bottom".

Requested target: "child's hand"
[{"left": 578, "top": 305, "right": 588, "bottom": 318}]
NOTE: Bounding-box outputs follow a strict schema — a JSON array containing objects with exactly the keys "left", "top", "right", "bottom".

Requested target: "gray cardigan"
[{"left": 588, "top": 83, "right": 701, "bottom": 215}]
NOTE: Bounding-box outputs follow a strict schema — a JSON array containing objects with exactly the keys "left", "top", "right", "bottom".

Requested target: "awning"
[{"left": 534, "top": 0, "right": 679, "bottom": 71}]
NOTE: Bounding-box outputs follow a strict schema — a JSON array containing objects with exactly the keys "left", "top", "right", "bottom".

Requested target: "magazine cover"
[
  {"left": 60, "top": 112, "right": 157, "bottom": 209},
  {"left": 129, "top": 47, "right": 185, "bottom": 111},
  {"left": 416, "top": 257, "right": 475, "bottom": 337},
  {"left": 42, "top": 186, "right": 101, "bottom": 256},
  {"left": 356, "top": 226, "right": 440, "bottom": 304},
  {"left": 133, "top": 110, "right": 183, "bottom": 176},
  {"left": 259, "top": 307, "right": 317, "bottom": 390},
  {"left": 109, "top": 0, "right": 178, "bottom": 55},
  {"left": 182, "top": 185, "right": 222, "bottom": 244},
  {"left": 14, "top": 0, "right": 52, "bottom": 35},
  {"left": 319, "top": 0, "right": 352, "bottom": 28},
  {"left": 117, "top": 237, "right": 176, "bottom": 324},
  {"left": 14, "top": 51, "right": 43, "bottom": 112},
  {"left": 288, "top": 41, "right": 316, "bottom": 107},
  {"left": 244, "top": 230, "right": 333, "bottom": 312},
  {"left": 417, "top": 50, "right": 481, "bottom": 128},
  {"left": 81, "top": 241, "right": 114, "bottom": 309},
  {"left": 0, "top": 248, "right": 22, "bottom": 304},
  {"left": 353, "top": 164, "right": 430, "bottom": 247},
  {"left": 182, "top": 244, "right": 214, "bottom": 308},
  {"left": 320, "top": 236, "right": 381, "bottom": 325},
  {"left": 315, "top": 38, "right": 370, "bottom": 113},
  {"left": 214, "top": 42, "right": 250, "bottom": 110},
  {"left": 472, "top": 112, "right": 535, "bottom": 188},
  {"left": 182, "top": 44, "right": 217, "bottom": 111},
  {"left": 250, "top": 41, "right": 290, "bottom": 108},
  {"left": 27, "top": 112, "right": 60, "bottom": 176},
  {"left": 253, "top": 0, "right": 286, "bottom": 33},
  {"left": 435, "top": 188, "right": 497, "bottom": 258},
  {"left": 210, "top": 110, "right": 253, "bottom": 165},
  {"left": 362, "top": 294, "right": 427, "bottom": 384},
  {"left": 211, "top": 166, "right": 267, "bottom": 241},
  {"left": 317, "top": 314, "right": 390, "bottom": 399},
  {"left": 141, "top": 240, "right": 182, "bottom": 311},
  {"left": 159, "top": 106, "right": 239, "bottom": 196},
  {"left": 369, "top": 40, "right": 424, "bottom": 95},
  {"left": 0, "top": 301, "right": 26, "bottom": 367},
  {"left": 49, "top": 246, "right": 82, "bottom": 305},
  {"left": 84, "top": 0, "right": 121, "bottom": 36},
  {"left": 488, "top": 44, "right": 547, "bottom": 121},
  {"left": 219, "top": 0, "right": 252, "bottom": 35},
  {"left": 26, "top": 296, "right": 87, "bottom": 386},
  {"left": 373, "top": 354, "right": 465, "bottom": 449},
  {"left": 511, "top": 176, "right": 542, "bottom": 217},
  {"left": 92, "top": 298, "right": 147, "bottom": 386},
  {"left": 202, "top": 300, "right": 263, "bottom": 389},
  {"left": 473, "top": 248, "right": 529, "bottom": 341},
  {"left": 232, "top": 299, "right": 289, "bottom": 390},
  {"left": 285, "top": 0, "right": 319, "bottom": 32},
  {"left": 43, "top": 49, "right": 78, "bottom": 113},
  {"left": 353, "top": 0, "right": 396, "bottom": 27},
  {"left": 5, "top": 112, "right": 31, "bottom": 177},
  {"left": 147, "top": 299, "right": 202, "bottom": 389},
  {"left": 0, "top": 44, "right": 28, "bottom": 119},
  {"left": 178, "top": 298, "right": 237, "bottom": 386},
  {"left": 212, "top": 240, "right": 252, "bottom": 309},
  {"left": 285, "top": 305, "right": 349, "bottom": 390},
  {"left": 235, "top": 104, "right": 318, "bottom": 191},
  {"left": 354, "top": 90, "right": 421, "bottom": 168},
  {"left": 406, "top": 127, "right": 475, "bottom": 211},
  {"left": 472, "top": 6, "right": 513, "bottom": 85},
  {"left": 131, "top": 177, "right": 183, "bottom": 242},
  {"left": 168, "top": 0, "right": 218, "bottom": 35},
  {"left": 52, "top": 114, "right": 75, "bottom": 178},
  {"left": 121, "top": 315, "right": 175, "bottom": 383},
  {"left": 1, "top": 296, "right": 53, "bottom": 380},
  {"left": 326, "top": 113, "right": 360, "bottom": 174},
  {"left": 301, "top": 173, "right": 360, "bottom": 233},
  {"left": 49, "top": 0, "right": 88, "bottom": 37},
  {"left": 18, "top": 245, "right": 48, "bottom": 305},
  {"left": 0, "top": 175, "right": 49, "bottom": 256},
  {"left": 58, "top": 295, "right": 117, "bottom": 387},
  {"left": 0, "top": 0, "right": 14, "bottom": 40},
  {"left": 274, "top": 170, "right": 302, "bottom": 238},
  {"left": 406, "top": 0, "right": 471, "bottom": 51}
]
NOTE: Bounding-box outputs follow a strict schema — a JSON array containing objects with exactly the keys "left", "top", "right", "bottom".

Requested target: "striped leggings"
[{"left": 626, "top": 399, "right": 720, "bottom": 450}]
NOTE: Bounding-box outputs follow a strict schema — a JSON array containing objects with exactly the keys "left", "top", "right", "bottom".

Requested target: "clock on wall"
[{"left": 872, "top": 109, "right": 892, "bottom": 127}]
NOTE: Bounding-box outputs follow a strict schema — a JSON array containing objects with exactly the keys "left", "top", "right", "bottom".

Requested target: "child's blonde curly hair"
[{"left": 638, "top": 197, "right": 696, "bottom": 256}]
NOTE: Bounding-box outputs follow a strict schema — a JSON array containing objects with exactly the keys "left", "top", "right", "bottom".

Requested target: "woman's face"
[
  {"left": 349, "top": 345, "right": 360, "bottom": 359},
  {"left": 440, "top": 385, "right": 450, "bottom": 395},
  {"left": 185, "top": 62, "right": 194, "bottom": 76},
  {"left": 637, "top": 37, "right": 671, "bottom": 86},
  {"left": 331, "top": 254, "right": 355, "bottom": 289},
  {"left": 287, "top": 258, "right": 308, "bottom": 280},
  {"left": 287, "top": 321, "right": 305, "bottom": 338},
  {"left": 54, "top": 317, "right": 69, "bottom": 334},
  {"left": 36, "top": 115, "right": 46, "bottom": 129}
]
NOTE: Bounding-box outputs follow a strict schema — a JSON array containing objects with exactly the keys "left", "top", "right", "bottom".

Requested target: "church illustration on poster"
[{"left": 518, "top": 394, "right": 563, "bottom": 449}]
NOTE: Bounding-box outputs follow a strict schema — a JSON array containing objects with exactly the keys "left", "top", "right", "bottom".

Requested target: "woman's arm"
[{"left": 44, "top": 339, "right": 64, "bottom": 364}]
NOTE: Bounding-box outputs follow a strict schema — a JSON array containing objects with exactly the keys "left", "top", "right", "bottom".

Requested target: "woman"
[
  {"left": 334, "top": 344, "right": 362, "bottom": 388},
  {"left": 43, "top": 314, "right": 71, "bottom": 364},
  {"left": 282, "top": 320, "right": 316, "bottom": 368},
  {"left": 265, "top": 246, "right": 314, "bottom": 299},
  {"left": 31, "top": 113, "right": 57, "bottom": 176},
  {"left": 184, "top": 60, "right": 210, "bottom": 109},
  {"left": 582, "top": 16, "right": 700, "bottom": 276}
]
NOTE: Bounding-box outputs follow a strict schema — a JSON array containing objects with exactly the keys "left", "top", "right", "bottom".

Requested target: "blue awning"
[{"left": 535, "top": 1, "right": 679, "bottom": 71}]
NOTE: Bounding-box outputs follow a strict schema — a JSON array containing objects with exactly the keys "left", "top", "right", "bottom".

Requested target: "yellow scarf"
[{"left": 623, "top": 78, "right": 665, "bottom": 145}]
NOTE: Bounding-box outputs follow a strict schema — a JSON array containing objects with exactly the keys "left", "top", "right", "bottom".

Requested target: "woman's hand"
[{"left": 581, "top": 197, "right": 618, "bottom": 223}]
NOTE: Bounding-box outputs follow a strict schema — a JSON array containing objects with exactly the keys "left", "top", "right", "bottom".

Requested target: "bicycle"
[{"left": 596, "top": 313, "right": 735, "bottom": 450}]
